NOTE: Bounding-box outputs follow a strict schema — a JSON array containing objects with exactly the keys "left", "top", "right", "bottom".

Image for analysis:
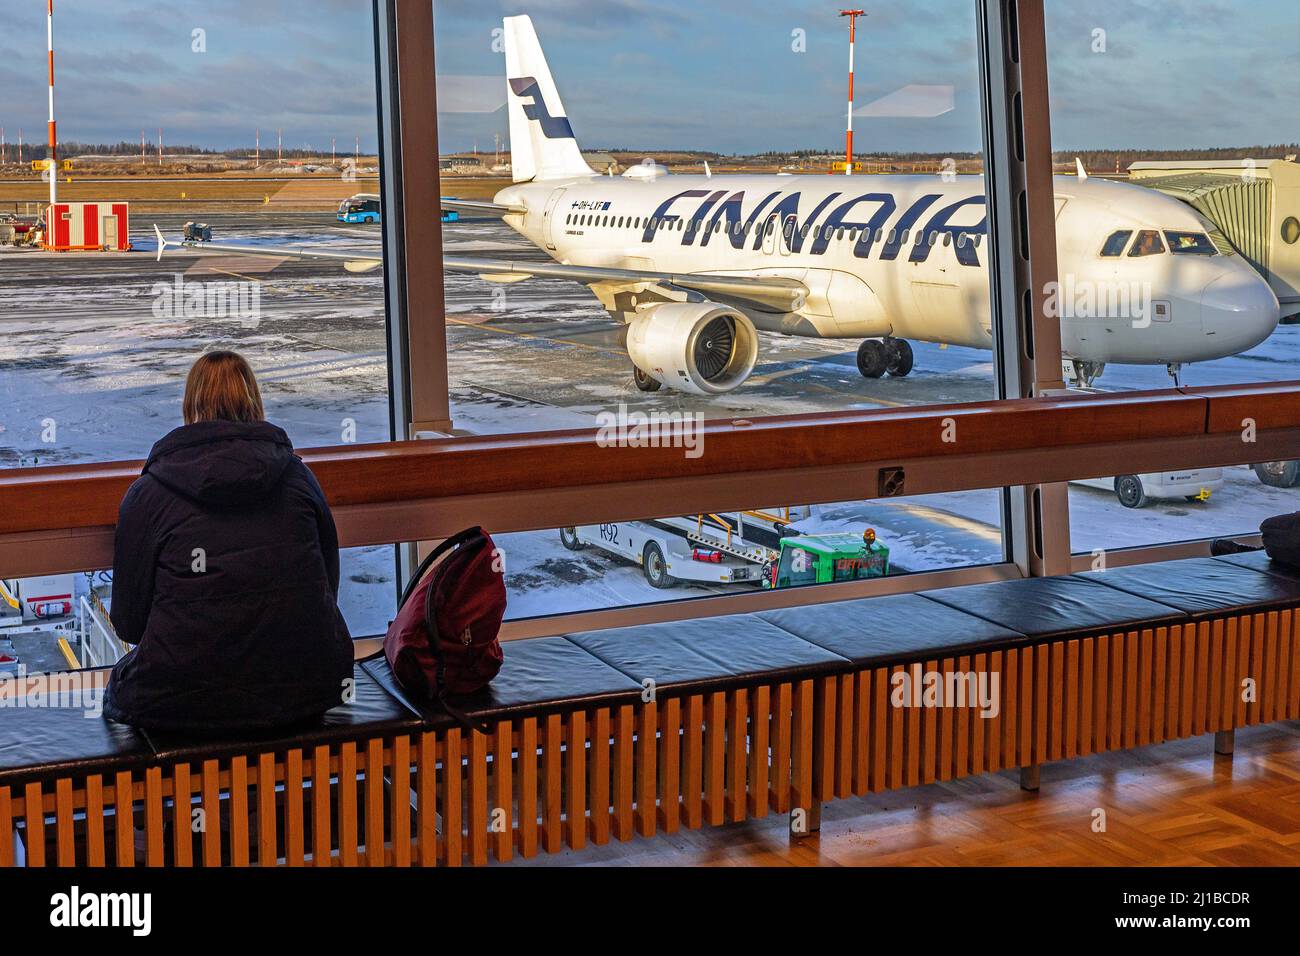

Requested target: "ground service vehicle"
[
  {"left": 765, "top": 530, "right": 890, "bottom": 590},
  {"left": 337, "top": 194, "right": 381, "bottom": 224},
  {"left": 1072, "top": 468, "right": 1222, "bottom": 508}
]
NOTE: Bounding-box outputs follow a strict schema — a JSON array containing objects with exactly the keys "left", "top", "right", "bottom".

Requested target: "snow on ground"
[{"left": 2, "top": 213, "right": 1297, "bottom": 633}]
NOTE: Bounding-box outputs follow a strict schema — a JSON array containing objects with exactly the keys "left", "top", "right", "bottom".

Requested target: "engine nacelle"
[{"left": 626, "top": 303, "right": 759, "bottom": 395}]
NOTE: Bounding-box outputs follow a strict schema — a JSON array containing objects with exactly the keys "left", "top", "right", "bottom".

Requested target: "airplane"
[{"left": 158, "top": 13, "right": 1281, "bottom": 395}]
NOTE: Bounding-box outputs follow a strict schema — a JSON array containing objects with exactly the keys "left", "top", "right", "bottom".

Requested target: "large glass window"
[
  {"left": 433, "top": 1, "right": 1007, "bottom": 619},
  {"left": 1044, "top": 0, "right": 1300, "bottom": 554},
  {"left": 0, "top": 1, "right": 394, "bottom": 636}
]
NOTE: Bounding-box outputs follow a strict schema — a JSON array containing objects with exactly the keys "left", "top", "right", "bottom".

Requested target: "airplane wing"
[
  {"left": 441, "top": 198, "right": 527, "bottom": 217},
  {"left": 155, "top": 226, "right": 808, "bottom": 311}
]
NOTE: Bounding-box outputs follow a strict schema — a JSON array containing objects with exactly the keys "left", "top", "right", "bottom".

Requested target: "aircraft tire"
[
  {"left": 560, "top": 527, "right": 585, "bottom": 551},
  {"left": 856, "top": 339, "right": 888, "bottom": 379},
  {"left": 633, "top": 365, "right": 662, "bottom": 392},
  {"left": 886, "top": 339, "right": 914, "bottom": 377}
]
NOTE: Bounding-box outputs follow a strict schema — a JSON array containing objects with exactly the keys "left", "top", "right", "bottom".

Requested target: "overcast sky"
[{"left": 0, "top": 1, "right": 1294, "bottom": 156}]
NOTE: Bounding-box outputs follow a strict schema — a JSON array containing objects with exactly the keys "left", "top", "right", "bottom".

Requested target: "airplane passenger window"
[
  {"left": 1165, "top": 231, "right": 1216, "bottom": 255},
  {"left": 1099, "top": 230, "right": 1133, "bottom": 257},
  {"left": 1127, "top": 230, "right": 1165, "bottom": 257}
]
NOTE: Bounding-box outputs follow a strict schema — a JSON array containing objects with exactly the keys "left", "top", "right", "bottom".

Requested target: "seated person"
[
  {"left": 103, "top": 351, "right": 354, "bottom": 733},
  {"left": 1211, "top": 511, "right": 1300, "bottom": 568}
]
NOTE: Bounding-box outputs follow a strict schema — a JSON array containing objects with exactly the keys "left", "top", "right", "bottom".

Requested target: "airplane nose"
[{"left": 1200, "top": 271, "right": 1280, "bottom": 354}]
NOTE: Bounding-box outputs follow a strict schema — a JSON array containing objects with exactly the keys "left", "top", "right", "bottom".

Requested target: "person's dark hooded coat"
[
  {"left": 103, "top": 420, "right": 354, "bottom": 733},
  {"left": 1262, "top": 511, "right": 1300, "bottom": 568}
]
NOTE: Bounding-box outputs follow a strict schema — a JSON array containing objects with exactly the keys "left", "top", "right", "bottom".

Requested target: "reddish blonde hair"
[{"left": 182, "top": 351, "right": 265, "bottom": 425}]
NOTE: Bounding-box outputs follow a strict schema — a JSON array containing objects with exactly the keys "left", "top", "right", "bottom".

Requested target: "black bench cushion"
[
  {"left": 143, "top": 664, "right": 423, "bottom": 762},
  {"left": 0, "top": 674, "right": 153, "bottom": 787},
  {"left": 922, "top": 575, "right": 1186, "bottom": 640},
  {"left": 565, "top": 613, "right": 849, "bottom": 693},
  {"left": 1214, "top": 550, "right": 1300, "bottom": 582},
  {"left": 757, "top": 592, "right": 1025, "bottom": 667},
  {"left": 1077, "top": 555, "right": 1300, "bottom": 619},
  {"left": 364, "top": 635, "right": 644, "bottom": 722}
]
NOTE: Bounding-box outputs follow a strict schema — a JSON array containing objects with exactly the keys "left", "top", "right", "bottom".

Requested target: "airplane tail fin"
[{"left": 503, "top": 15, "right": 593, "bottom": 183}]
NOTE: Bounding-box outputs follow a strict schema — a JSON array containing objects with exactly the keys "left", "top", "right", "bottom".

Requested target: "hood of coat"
[{"left": 144, "top": 420, "right": 297, "bottom": 507}]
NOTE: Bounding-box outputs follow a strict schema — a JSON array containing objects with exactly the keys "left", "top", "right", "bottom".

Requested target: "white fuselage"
[{"left": 494, "top": 172, "right": 1280, "bottom": 367}]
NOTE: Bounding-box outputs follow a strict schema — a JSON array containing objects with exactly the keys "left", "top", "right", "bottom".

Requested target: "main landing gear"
[{"left": 856, "top": 337, "right": 913, "bottom": 379}]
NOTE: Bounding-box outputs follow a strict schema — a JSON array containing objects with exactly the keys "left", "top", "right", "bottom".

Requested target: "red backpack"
[{"left": 383, "top": 527, "right": 506, "bottom": 722}]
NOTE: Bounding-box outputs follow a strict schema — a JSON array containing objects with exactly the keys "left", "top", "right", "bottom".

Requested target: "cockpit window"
[
  {"left": 1165, "top": 231, "right": 1216, "bottom": 255},
  {"left": 1100, "top": 230, "right": 1133, "bottom": 257},
  {"left": 1128, "top": 230, "right": 1165, "bottom": 257}
]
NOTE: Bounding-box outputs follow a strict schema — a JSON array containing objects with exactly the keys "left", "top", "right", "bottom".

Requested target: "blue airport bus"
[
  {"left": 338, "top": 194, "right": 461, "bottom": 224},
  {"left": 337, "top": 194, "right": 381, "bottom": 224}
]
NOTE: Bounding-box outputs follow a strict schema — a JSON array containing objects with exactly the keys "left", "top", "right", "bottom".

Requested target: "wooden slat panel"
[
  {"left": 683, "top": 695, "right": 705, "bottom": 826},
  {"left": 286, "top": 750, "right": 307, "bottom": 866},
  {"left": 518, "top": 718, "right": 539, "bottom": 857},
  {"left": 390, "top": 736, "right": 411, "bottom": 868},
  {"left": 417, "top": 734, "right": 437, "bottom": 867},
  {"left": 1181, "top": 624, "right": 1197, "bottom": 737},
  {"left": 443, "top": 729, "right": 463, "bottom": 866},
  {"left": 338, "top": 743, "right": 358, "bottom": 867},
  {"left": 25, "top": 782, "right": 45, "bottom": 868},
  {"left": 364, "top": 740, "right": 384, "bottom": 866},
  {"left": 853, "top": 671, "right": 870, "bottom": 795},
  {"left": 660, "top": 698, "right": 682, "bottom": 832},
  {"left": 172, "top": 764, "right": 193, "bottom": 868},
  {"left": 56, "top": 777, "right": 75, "bottom": 866},
  {"left": 637, "top": 701, "right": 658, "bottom": 835},
  {"left": 587, "top": 710, "right": 610, "bottom": 845},
  {"left": 1192, "top": 622, "right": 1210, "bottom": 735},
  {"left": 493, "top": 722, "right": 513, "bottom": 863},
  {"left": 954, "top": 657, "right": 971, "bottom": 778},
  {"left": 1093, "top": 636, "right": 1109, "bottom": 755},
  {"left": 469, "top": 729, "right": 490, "bottom": 865},
  {"left": 613, "top": 704, "right": 635, "bottom": 840},
  {"left": 1284, "top": 609, "right": 1299, "bottom": 719},
  {"left": 970, "top": 653, "right": 988, "bottom": 774},
  {"left": 542, "top": 714, "right": 565, "bottom": 852},
  {"left": 1249, "top": 613, "right": 1266, "bottom": 725},
  {"left": 983, "top": 654, "right": 1000, "bottom": 774},
  {"left": 0, "top": 787, "right": 12, "bottom": 867},
  {"left": 568, "top": 710, "right": 589, "bottom": 849},
  {"left": 1208, "top": 621, "right": 1225, "bottom": 731},
  {"left": 747, "top": 687, "right": 769, "bottom": 818},
  {"left": 1265, "top": 611, "right": 1282, "bottom": 723},
  {"left": 905, "top": 666, "right": 922, "bottom": 785},
  {"left": 704, "top": 691, "right": 726, "bottom": 826},
  {"left": 1018, "top": 648, "right": 1034, "bottom": 767},
  {"left": 86, "top": 775, "right": 106, "bottom": 868},
  {"left": 871, "top": 668, "right": 889, "bottom": 790},
  {"left": 1234, "top": 616, "right": 1251, "bottom": 727},
  {"left": 726, "top": 690, "right": 747, "bottom": 824},
  {"left": 1003, "top": 649, "right": 1018, "bottom": 768},
  {"left": 201, "top": 759, "right": 221, "bottom": 867},
  {"left": 1047, "top": 643, "right": 1064, "bottom": 762},
  {"left": 114, "top": 772, "right": 134, "bottom": 868},
  {"left": 792, "top": 680, "right": 814, "bottom": 826},
  {"left": 1079, "top": 639, "right": 1094, "bottom": 756},
  {"left": 145, "top": 766, "right": 165, "bottom": 867},
  {"left": 1152, "top": 629, "right": 1167, "bottom": 743},
  {"left": 259, "top": 752, "right": 279, "bottom": 867},
  {"left": 1110, "top": 635, "right": 1125, "bottom": 751},
  {"left": 1136, "top": 629, "right": 1153, "bottom": 746},
  {"left": 313, "top": 745, "right": 333, "bottom": 867},
  {"left": 814, "top": 679, "right": 837, "bottom": 801},
  {"left": 1063, "top": 641, "right": 1079, "bottom": 759},
  {"left": 889, "top": 665, "right": 906, "bottom": 788},
  {"left": 1034, "top": 645, "right": 1049, "bottom": 766},
  {"left": 837, "top": 674, "right": 854, "bottom": 798},
  {"left": 770, "top": 685, "right": 792, "bottom": 811}
]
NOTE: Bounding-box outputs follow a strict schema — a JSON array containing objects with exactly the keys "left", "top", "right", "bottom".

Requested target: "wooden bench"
[{"left": 2, "top": 552, "right": 1298, "bottom": 866}]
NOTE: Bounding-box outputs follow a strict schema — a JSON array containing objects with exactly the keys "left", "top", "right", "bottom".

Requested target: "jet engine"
[{"left": 626, "top": 303, "right": 759, "bottom": 395}]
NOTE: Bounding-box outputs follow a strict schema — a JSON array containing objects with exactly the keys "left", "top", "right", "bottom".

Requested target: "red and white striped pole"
[
  {"left": 839, "top": 9, "right": 864, "bottom": 176},
  {"left": 47, "top": 0, "right": 57, "bottom": 204}
]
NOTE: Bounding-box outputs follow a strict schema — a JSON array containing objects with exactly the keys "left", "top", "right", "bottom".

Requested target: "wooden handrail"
[{"left": 2, "top": 383, "right": 1299, "bottom": 540}]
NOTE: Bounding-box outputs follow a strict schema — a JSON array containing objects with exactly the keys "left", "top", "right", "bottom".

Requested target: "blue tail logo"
[{"left": 509, "top": 77, "right": 576, "bottom": 140}]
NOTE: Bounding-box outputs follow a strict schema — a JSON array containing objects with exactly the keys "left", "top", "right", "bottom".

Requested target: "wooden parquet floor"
[{"left": 517, "top": 721, "right": 1300, "bottom": 866}]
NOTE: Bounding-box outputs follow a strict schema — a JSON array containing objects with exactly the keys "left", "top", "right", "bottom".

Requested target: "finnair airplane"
[{"left": 166, "top": 14, "right": 1280, "bottom": 395}]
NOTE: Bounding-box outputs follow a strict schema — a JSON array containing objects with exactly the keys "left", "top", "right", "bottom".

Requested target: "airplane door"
[
  {"left": 762, "top": 215, "right": 779, "bottom": 255},
  {"left": 780, "top": 215, "right": 798, "bottom": 256},
  {"left": 542, "top": 188, "right": 566, "bottom": 250}
]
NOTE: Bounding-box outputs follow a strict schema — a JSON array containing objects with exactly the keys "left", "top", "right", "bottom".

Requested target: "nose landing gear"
[
  {"left": 1166, "top": 362, "right": 1184, "bottom": 387},
  {"left": 856, "top": 337, "right": 914, "bottom": 379}
]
